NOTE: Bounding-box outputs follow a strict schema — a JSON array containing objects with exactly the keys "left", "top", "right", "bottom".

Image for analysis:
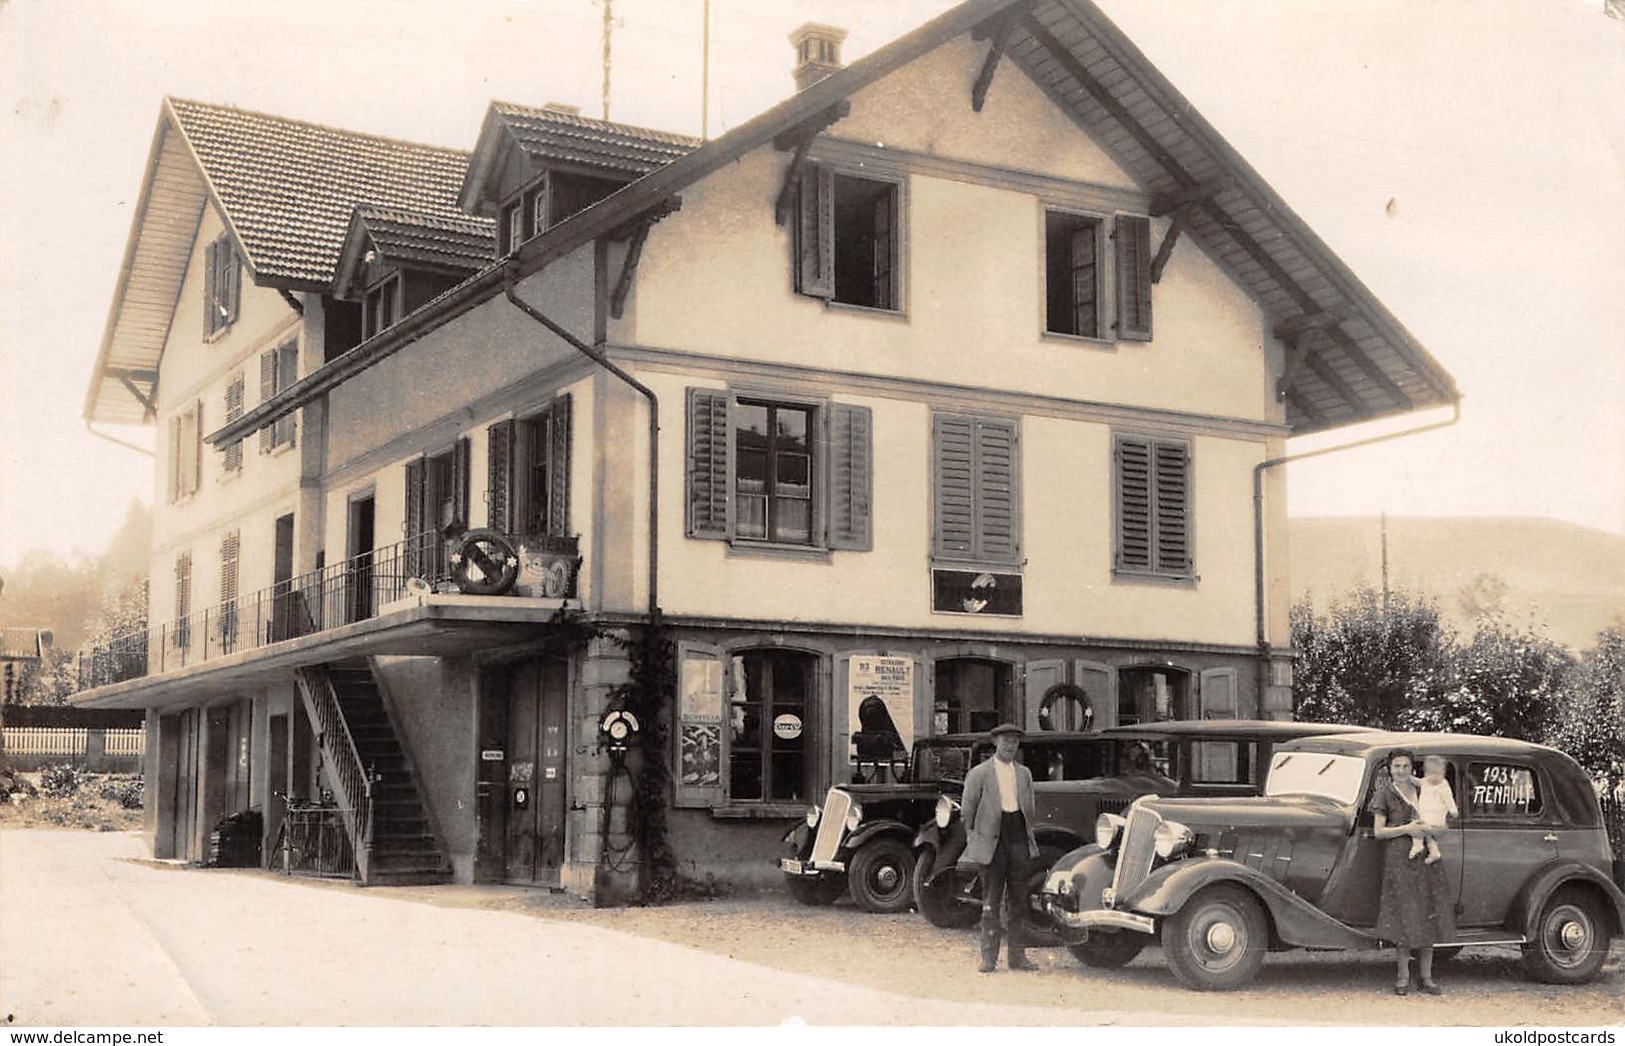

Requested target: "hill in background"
[{"left": 1289, "top": 516, "right": 1625, "bottom": 652}]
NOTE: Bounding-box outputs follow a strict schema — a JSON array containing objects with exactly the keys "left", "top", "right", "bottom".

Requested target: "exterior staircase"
[{"left": 295, "top": 662, "right": 450, "bottom": 885}]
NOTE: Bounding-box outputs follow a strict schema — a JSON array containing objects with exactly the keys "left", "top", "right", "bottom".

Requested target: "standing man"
[{"left": 957, "top": 722, "right": 1041, "bottom": 972}]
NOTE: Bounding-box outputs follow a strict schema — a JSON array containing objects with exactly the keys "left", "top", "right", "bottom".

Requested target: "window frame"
[
  {"left": 362, "top": 273, "right": 401, "bottom": 340},
  {"left": 732, "top": 397, "right": 817, "bottom": 548},
  {"left": 1112, "top": 431, "right": 1195, "bottom": 583},
  {"left": 261, "top": 341, "right": 299, "bottom": 453},
  {"left": 1041, "top": 206, "right": 1108, "bottom": 342},
  {"left": 695, "top": 387, "right": 833, "bottom": 554},
  {"left": 724, "top": 646, "right": 820, "bottom": 806},
  {"left": 793, "top": 160, "right": 907, "bottom": 315},
  {"left": 203, "top": 232, "right": 240, "bottom": 340},
  {"left": 169, "top": 400, "right": 203, "bottom": 503}
]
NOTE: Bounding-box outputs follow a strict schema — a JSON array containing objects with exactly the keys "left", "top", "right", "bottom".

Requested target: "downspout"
[
  {"left": 502, "top": 264, "right": 660, "bottom": 622},
  {"left": 1253, "top": 399, "right": 1461, "bottom": 700},
  {"left": 85, "top": 423, "right": 156, "bottom": 458}
]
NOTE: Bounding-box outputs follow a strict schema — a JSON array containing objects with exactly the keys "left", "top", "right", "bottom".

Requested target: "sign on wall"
[
  {"left": 931, "top": 569, "right": 1022, "bottom": 616},
  {"left": 679, "top": 654, "right": 723, "bottom": 789},
  {"left": 847, "top": 655, "right": 914, "bottom": 762}
]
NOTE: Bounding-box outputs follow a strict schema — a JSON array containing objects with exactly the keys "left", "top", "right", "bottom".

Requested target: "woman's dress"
[{"left": 1368, "top": 783, "right": 1457, "bottom": 947}]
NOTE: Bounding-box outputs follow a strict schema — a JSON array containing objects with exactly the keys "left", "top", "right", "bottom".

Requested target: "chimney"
[{"left": 789, "top": 23, "right": 847, "bottom": 92}]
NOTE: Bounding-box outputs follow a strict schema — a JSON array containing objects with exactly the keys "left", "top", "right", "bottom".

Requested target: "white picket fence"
[{"left": 1, "top": 727, "right": 145, "bottom": 757}]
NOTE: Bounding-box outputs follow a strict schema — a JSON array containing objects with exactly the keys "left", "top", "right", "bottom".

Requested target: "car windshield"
[
  {"left": 912, "top": 743, "right": 975, "bottom": 784},
  {"left": 1264, "top": 751, "right": 1367, "bottom": 803}
]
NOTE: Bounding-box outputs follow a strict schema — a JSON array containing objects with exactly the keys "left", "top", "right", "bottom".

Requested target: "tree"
[
  {"left": 1404, "top": 620, "right": 1573, "bottom": 739},
  {"left": 1546, "top": 627, "right": 1625, "bottom": 788},
  {"left": 1291, "top": 586, "right": 1454, "bottom": 729}
]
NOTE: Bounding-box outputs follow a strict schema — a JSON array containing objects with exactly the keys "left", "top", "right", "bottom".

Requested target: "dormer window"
[
  {"left": 363, "top": 273, "right": 400, "bottom": 339},
  {"left": 497, "top": 170, "right": 628, "bottom": 257},
  {"left": 203, "top": 232, "right": 241, "bottom": 339}
]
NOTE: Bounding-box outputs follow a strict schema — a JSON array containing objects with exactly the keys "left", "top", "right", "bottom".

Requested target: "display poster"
[
  {"left": 679, "top": 655, "right": 723, "bottom": 788},
  {"left": 847, "top": 655, "right": 914, "bottom": 762}
]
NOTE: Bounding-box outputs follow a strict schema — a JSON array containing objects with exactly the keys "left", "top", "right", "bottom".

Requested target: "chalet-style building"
[{"left": 76, "top": 0, "right": 1458, "bottom": 899}]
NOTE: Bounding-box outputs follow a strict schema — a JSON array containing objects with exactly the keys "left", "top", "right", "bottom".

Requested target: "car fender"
[
  {"left": 1031, "top": 828, "right": 1087, "bottom": 861},
  {"left": 1128, "top": 857, "right": 1378, "bottom": 950},
  {"left": 845, "top": 820, "right": 915, "bottom": 853},
  {"left": 916, "top": 821, "right": 968, "bottom": 883},
  {"left": 1509, "top": 859, "right": 1625, "bottom": 940},
  {"left": 783, "top": 822, "right": 811, "bottom": 852}
]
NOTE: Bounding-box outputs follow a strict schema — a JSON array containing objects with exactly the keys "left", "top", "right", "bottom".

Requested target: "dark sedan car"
[
  {"left": 913, "top": 720, "right": 1374, "bottom": 934},
  {"left": 1042, "top": 731, "right": 1625, "bottom": 990}
]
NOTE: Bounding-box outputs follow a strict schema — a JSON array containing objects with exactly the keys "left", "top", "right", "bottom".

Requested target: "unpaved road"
[{"left": 2, "top": 829, "right": 1620, "bottom": 1026}]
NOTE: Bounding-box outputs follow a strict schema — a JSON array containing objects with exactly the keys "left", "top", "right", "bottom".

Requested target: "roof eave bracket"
[
  {"left": 1149, "top": 204, "right": 1191, "bottom": 285},
  {"left": 608, "top": 198, "right": 682, "bottom": 320},
  {"left": 772, "top": 102, "right": 852, "bottom": 228},
  {"left": 109, "top": 369, "right": 159, "bottom": 421},
  {"left": 970, "top": 11, "right": 1020, "bottom": 113}
]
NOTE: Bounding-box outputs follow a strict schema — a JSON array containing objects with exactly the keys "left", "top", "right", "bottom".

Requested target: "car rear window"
[
  {"left": 1188, "top": 740, "right": 1257, "bottom": 786},
  {"left": 913, "top": 744, "right": 973, "bottom": 783},
  {"left": 1467, "top": 762, "right": 1543, "bottom": 819}
]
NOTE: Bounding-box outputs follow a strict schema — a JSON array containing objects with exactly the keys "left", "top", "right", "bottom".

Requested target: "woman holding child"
[{"left": 1367, "top": 748, "right": 1457, "bottom": 996}]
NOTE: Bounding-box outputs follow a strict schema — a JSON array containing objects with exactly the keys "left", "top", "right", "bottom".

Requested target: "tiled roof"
[
  {"left": 168, "top": 99, "right": 475, "bottom": 287},
  {"left": 491, "top": 102, "right": 701, "bottom": 178},
  {"left": 354, "top": 205, "right": 494, "bottom": 272}
]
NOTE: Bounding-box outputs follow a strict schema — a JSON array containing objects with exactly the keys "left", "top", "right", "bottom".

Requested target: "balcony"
[{"left": 78, "top": 531, "right": 580, "bottom": 695}]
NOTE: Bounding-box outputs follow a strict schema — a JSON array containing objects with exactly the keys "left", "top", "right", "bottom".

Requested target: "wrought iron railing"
[
  {"left": 295, "top": 667, "right": 373, "bottom": 882},
  {"left": 78, "top": 530, "right": 579, "bottom": 689}
]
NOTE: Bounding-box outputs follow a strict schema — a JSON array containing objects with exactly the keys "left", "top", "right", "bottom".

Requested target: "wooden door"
[
  {"left": 171, "top": 708, "right": 201, "bottom": 861},
  {"left": 503, "top": 659, "right": 568, "bottom": 885}
]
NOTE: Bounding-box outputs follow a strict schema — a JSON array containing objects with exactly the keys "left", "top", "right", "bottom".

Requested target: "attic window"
[
  {"left": 203, "top": 233, "right": 241, "bottom": 339},
  {"left": 793, "top": 164, "right": 900, "bottom": 312},
  {"left": 363, "top": 273, "right": 400, "bottom": 339}
]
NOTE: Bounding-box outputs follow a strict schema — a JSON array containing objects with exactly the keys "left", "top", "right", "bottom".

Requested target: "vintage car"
[
  {"left": 1041, "top": 731, "right": 1625, "bottom": 990},
  {"left": 913, "top": 720, "right": 1375, "bottom": 935},
  {"left": 780, "top": 732, "right": 1109, "bottom": 913}
]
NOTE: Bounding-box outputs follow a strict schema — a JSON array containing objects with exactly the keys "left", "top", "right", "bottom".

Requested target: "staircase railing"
[{"left": 294, "top": 667, "right": 374, "bottom": 883}]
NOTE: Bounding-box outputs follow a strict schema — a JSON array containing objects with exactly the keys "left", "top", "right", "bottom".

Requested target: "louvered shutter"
[
  {"left": 219, "top": 531, "right": 240, "bottom": 604},
  {"left": 795, "top": 164, "right": 834, "bottom": 299},
  {"left": 258, "top": 351, "right": 276, "bottom": 453},
  {"left": 686, "top": 388, "right": 730, "bottom": 540},
  {"left": 487, "top": 420, "right": 514, "bottom": 532},
  {"left": 974, "top": 417, "right": 1019, "bottom": 563},
  {"left": 202, "top": 239, "right": 218, "bottom": 338},
  {"left": 224, "top": 245, "right": 241, "bottom": 325},
  {"left": 827, "top": 403, "right": 872, "bottom": 551},
  {"left": 933, "top": 413, "right": 975, "bottom": 559},
  {"left": 451, "top": 437, "right": 472, "bottom": 530},
  {"left": 674, "top": 643, "right": 727, "bottom": 807},
  {"left": 189, "top": 401, "right": 203, "bottom": 496},
  {"left": 1115, "top": 436, "right": 1153, "bottom": 571},
  {"left": 1153, "top": 439, "right": 1191, "bottom": 575},
  {"left": 404, "top": 458, "right": 425, "bottom": 578},
  {"left": 168, "top": 416, "right": 181, "bottom": 503},
  {"left": 548, "top": 394, "right": 572, "bottom": 536},
  {"left": 223, "top": 374, "right": 244, "bottom": 472},
  {"left": 1115, "top": 215, "right": 1152, "bottom": 342}
]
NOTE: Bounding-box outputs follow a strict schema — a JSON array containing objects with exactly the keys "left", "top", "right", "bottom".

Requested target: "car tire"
[
  {"left": 1162, "top": 884, "right": 1269, "bottom": 991},
  {"left": 1521, "top": 886, "right": 1610, "bottom": 984},
  {"left": 1068, "top": 932, "right": 1147, "bottom": 969},
  {"left": 1018, "top": 844, "right": 1068, "bottom": 949},
  {"left": 783, "top": 874, "right": 844, "bottom": 906},
  {"left": 848, "top": 838, "right": 915, "bottom": 914},
  {"left": 913, "top": 850, "right": 979, "bottom": 929}
]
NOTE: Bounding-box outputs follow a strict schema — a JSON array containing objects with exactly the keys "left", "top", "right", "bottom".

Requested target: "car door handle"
[{"left": 1542, "top": 834, "right": 1558, "bottom": 843}]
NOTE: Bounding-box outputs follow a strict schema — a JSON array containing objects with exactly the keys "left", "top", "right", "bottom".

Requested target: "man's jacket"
[{"left": 956, "top": 755, "right": 1040, "bottom": 868}]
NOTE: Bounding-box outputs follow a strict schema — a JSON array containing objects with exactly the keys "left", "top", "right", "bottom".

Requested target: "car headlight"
[
  {"left": 845, "top": 802, "right": 864, "bottom": 831},
  {"left": 1043, "top": 868, "right": 1075, "bottom": 897},
  {"left": 934, "top": 795, "right": 959, "bottom": 829},
  {"left": 1152, "top": 818, "right": 1194, "bottom": 859},
  {"left": 805, "top": 804, "right": 820, "bottom": 828},
  {"left": 1095, "top": 812, "right": 1127, "bottom": 850}
]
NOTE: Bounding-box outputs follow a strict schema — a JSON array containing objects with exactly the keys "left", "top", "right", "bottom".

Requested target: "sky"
[{"left": 1, "top": 0, "right": 1622, "bottom": 572}]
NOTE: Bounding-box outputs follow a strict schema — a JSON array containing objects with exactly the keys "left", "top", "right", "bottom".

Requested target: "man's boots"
[
  {"left": 977, "top": 910, "right": 1002, "bottom": 973},
  {"left": 1006, "top": 910, "right": 1038, "bottom": 971}
]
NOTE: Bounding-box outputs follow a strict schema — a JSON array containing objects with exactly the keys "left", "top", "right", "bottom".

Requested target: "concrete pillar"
[{"left": 565, "top": 630, "right": 637, "bottom": 905}]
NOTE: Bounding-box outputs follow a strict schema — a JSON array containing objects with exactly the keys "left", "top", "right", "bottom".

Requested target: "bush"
[
  {"left": 98, "top": 776, "right": 144, "bottom": 810},
  {"left": 39, "top": 763, "right": 84, "bottom": 798}
]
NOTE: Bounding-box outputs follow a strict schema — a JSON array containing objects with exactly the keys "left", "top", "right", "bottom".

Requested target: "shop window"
[
  {"left": 933, "top": 657, "right": 1014, "bottom": 735},
  {"left": 1117, "top": 665, "right": 1191, "bottom": 724},
  {"left": 728, "top": 648, "right": 816, "bottom": 803}
]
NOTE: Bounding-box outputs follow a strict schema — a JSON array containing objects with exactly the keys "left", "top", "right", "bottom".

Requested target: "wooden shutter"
[
  {"left": 403, "top": 458, "right": 425, "bottom": 577},
  {"left": 224, "top": 244, "right": 241, "bottom": 325},
  {"left": 258, "top": 350, "right": 276, "bottom": 453},
  {"left": 451, "top": 436, "right": 472, "bottom": 530},
  {"left": 1023, "top": 658, "right": 1066, "bottom": 733},
  {"left": 1153, "top": 439, "right": 1191, "bottom": 575},
  {"left": 174, "top": 551, "right": 192, "bottom": 648},
  {"left": 189, "top": 401, "right": 203, "bottom": 496},
  {"left": 223, "top": 374, "right": 244, "bottom": 472},
  {"left": 1115, "top": 215, "right": 1152, "bottom": 341},
  {"left": 219, "top": 531, "right": 240, "bottom": 605},
  {"left": 686, "top": 388, "right": 730, "bottom": 540},
  {"left": 202, "top": 239, "right": 218, "bottom": 338},
  {"left": 1199, "top": 667, "right": 1238, "bottom": 720},
  {"left": 827, "top": 403, "right": 872, "bottom": 551},
  {"left": 795, "top": 164, "right": 834, "bottom": 299},
  {"left": 487, "top": 420, "right": 514, "bottom": 532},
  {"left": 974, "top": 417, "right": 1018, "bottom": 563},
  {"left": 1074, "top": 660, "right": 1116, "bottom": 730},
  {"left": 674, "top": 643, "right": 727, "bottom": 807},
  {"left": 548, "top": 394, "right": 572, "bottom": 536},
  {"left": 1115, "top": 436, "right": 1152, "bottom": 572},
  {"left": 932, "top": 413, "right": 975, "bottom": 559}
]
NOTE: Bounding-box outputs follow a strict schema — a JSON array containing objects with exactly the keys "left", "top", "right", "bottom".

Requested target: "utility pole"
[
  {"left": 602, "top": 0, "right": 613, "bottom": 121},
  {"left": 701, "top": 0, "right": 711, "bottom": 140},
  {"left": 1380, "top": 510, "right": 1390, "bottom": 610}
]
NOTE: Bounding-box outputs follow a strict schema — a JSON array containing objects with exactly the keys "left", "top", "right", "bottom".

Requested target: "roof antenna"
[
  {"left": 602, "top": 0, "right": 613, "bottom": 121},
  {"left": 701, "top": 0, "right": 711, "bottom": 140}
]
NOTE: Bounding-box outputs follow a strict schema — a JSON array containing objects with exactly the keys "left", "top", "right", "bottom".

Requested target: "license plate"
[{"left": 779, "top": 858, "right": 807, "bottom": 874}]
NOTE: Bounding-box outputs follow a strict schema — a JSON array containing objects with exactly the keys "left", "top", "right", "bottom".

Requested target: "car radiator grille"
[
  {"left": 809, "top": 787, "right": 851, "bottom": 867},
  {"left": 1111, "top": 806, "right": 1161, "bottom": 901}
]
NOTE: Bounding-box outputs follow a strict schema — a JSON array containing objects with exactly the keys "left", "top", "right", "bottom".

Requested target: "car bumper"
[
  {"left": 1043, "top": 897, "right": 1157, "bottom": 936},
  {"left": 780, "top": 857, "right": 846, "bottom": 876}
]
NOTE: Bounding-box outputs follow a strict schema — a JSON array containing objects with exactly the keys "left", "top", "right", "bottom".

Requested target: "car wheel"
[
  {"left": 1068, "top": 932, "right": 1148, "bottom": 969},
  {"left": 848, "top": 838, "right": 915, "bottom": 914},
  {"left": 1018, "top": 844, "right": 1068, "bottom": 949},
  {"left": 1522, "top": 887, "right": 1610, "bottom": 984},
  {"left": 783, "top": 874, "right": 843, "bottom": 906},
  {"left": 913, "top": 850, "right": 979, "bottom": 928},
  {"left": 1161, "top": 884, "right": 1269, "bottom": 991}
]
